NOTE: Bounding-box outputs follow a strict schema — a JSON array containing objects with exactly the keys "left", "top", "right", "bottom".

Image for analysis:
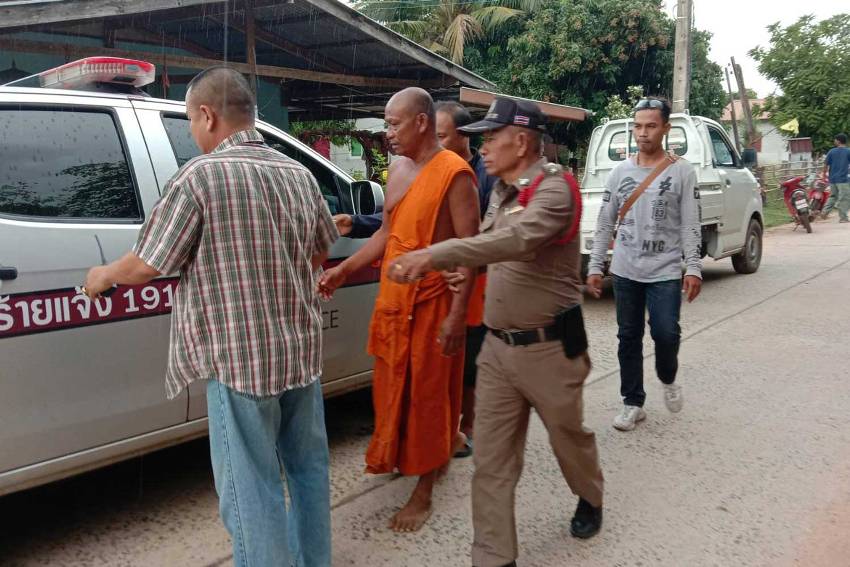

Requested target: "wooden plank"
[
  {"left": 208, "top": 15, "right": 350, "bottom": 74},
  {"left": 244, "top": 0, "right": 258, "bottom": 94},
  {"left": 301, "top": 0, "right": 495, "bottom": 91},
  {"left": 0, "top": 0, "right": 218, "bottom": 30},
  {"left": 459, "top": 87, "right": 589, "bottom": 123},
  {"left": 304, "top": 38, "right": 380, "bottom": 50},
  {"left": 0, "top": 36, "right": 423, "bottom": 88}
]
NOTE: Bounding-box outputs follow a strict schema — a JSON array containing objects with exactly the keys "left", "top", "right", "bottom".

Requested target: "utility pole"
[
  {"left": 724, "top": 66, "right": 742, "bottom": 153},
  {"left": 731, "top": 56, "right": 756, "bottom": 147},
  {"left": 671, "top": 0, "right": 692, "bottom": 113}
]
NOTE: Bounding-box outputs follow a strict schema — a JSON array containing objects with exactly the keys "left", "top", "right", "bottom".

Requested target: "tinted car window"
[
  {"left": 708, "top": 127, "right": 736, "bottom": 167},
  {"left": 0, "top": 108, "right": 141, "bottom": 220},
  {"left": 162, "top": 115, "right": 201, "bottom": 167},
  {"left": 608, "top": 127, "right": 689, "bottom": 161},
  {"left": 160, "top": 116, "right": 350, "bottom": 214}
]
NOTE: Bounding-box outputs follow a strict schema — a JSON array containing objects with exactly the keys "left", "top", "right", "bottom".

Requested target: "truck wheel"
[{"left": 732, "top": 219, "right": 763, "bottom": 274}]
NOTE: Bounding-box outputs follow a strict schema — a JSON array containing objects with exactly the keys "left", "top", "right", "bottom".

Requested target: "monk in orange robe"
[{"left": 318, "top": 87, "right": 480, "bottom": 532}]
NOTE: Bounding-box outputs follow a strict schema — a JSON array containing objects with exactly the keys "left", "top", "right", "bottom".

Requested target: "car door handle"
[{"left": 0, "top": 266, "right": 18, "bottom": 280}]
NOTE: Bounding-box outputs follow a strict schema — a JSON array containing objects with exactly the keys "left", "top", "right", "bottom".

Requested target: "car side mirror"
[
  {"left": 742, "top": 148, "right": 757, "bottom": 168},
  {"left": 352, "top": 180, "right": 384, "bottom": 215}
]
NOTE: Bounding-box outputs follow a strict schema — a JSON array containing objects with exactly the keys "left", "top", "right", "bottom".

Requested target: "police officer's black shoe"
[{"left": 570, "top": 498, "right": 602, "bottom": 539}]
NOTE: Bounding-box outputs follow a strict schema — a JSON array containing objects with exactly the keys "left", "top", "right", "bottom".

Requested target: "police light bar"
[{"left": 39, "top": 57, "right": 156, "bottom": 89}]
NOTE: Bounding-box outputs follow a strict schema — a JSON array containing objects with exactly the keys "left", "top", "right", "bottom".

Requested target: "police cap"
[{"left": 459, "top": 97, "right": 548, "bottom": 135}]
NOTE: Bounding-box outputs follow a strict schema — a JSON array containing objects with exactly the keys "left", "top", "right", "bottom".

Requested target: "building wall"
[
  {"left": 723, "top": 119, "right": 788, "bottom": 165},
  {"left": 755, "top": 121, "right": 788, "bottom": 165}
]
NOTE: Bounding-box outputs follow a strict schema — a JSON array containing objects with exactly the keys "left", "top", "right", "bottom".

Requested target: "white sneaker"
[
  {"left": 663, "top": 383, "right": 683, "bottom": 413},
  {"left": 613, "top": 405, "right": 646, "bottom": 431}
]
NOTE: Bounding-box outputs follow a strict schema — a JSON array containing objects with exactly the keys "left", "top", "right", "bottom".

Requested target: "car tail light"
[{"left": 39, "top": 57, "right": 155, "bottom": 89}]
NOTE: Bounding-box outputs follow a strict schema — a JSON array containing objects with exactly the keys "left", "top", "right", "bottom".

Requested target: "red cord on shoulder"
[{"left": 517, "top": 171, "right": 582, "bottom": 244}]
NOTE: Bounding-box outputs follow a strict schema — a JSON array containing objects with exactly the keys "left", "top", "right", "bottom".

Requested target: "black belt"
[{"left": 489, "top": 324, "right": 560, "bottom": 347}]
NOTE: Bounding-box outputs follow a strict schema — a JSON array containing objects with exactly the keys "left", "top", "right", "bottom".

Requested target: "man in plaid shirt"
[{"left": 84, "top": 67, "right": 338, "bottom": 566}]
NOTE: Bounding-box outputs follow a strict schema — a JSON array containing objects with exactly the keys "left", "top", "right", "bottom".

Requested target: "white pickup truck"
[{"left": 580, "top": 113, "right": 764, "bottom": 275}]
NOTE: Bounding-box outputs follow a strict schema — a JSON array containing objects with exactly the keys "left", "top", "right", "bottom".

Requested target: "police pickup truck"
[
  {"left": 0, "top": 57, "right": 383, "bottom": 495},
  {"left": 580, "top": 113, "right": 764, "bottom": 274}
]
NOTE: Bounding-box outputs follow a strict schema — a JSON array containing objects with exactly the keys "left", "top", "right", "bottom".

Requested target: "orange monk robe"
[{"left": 366, "top": 150, "right": 474, "bottom": 476}]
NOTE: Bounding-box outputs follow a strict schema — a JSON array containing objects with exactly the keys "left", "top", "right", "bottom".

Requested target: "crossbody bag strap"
[{"left": 617, "top": 152, "right": 679, "bottom": 225}]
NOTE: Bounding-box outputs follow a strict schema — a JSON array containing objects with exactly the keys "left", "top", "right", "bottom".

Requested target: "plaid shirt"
[{"left": 135, "top": 129, "right": 338, "bottom": 398}]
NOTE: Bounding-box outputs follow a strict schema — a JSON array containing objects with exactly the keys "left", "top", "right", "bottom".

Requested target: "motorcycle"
[
  {"left": 780, "top": 175, "right": 813, "bottom": 233},
  {"left": 806, "top": 173, "right": 831, "bottom": 218}
]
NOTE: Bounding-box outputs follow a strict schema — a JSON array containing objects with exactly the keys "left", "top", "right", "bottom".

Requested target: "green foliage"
[
  {"left": 463, "top": 0, "right": 725, "bottom": 150},
  {"left": 604, "top": 85, "right": 644, "bottom": 120},
  {"left": 370, "top": 148, "right": 389, "bottom": 184},
  {"left": 727, "top": 89, "right": 758, "bottom": 103},
  {"left": 289, "top": 119, "right": 356, "bottom": 146},
  {"left": 355, "top": 0, "right": 543, "bottom": 64},
  {"left": 750, "top": 14, "right": 850, "bottom": 152}
]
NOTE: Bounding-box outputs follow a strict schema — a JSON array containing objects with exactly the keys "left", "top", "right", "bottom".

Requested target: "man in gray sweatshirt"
[{"left": 586, "top": 97, "right": 702, "bottom": 431}]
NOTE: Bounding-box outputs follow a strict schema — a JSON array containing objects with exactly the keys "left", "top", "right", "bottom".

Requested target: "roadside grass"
[{"left": 762, "top": 189, "right": 793, "bottom": 229}]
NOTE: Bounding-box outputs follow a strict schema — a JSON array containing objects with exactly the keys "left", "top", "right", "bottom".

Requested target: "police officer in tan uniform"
[{"left": 388, "top": 97, "right": 604, "bottom": 567}]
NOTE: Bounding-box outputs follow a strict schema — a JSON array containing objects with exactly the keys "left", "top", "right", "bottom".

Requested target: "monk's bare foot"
[
  {"left": 388, "top": 494, "right": 432, "bottom": 532},
  {"left": 438, "top": 431, "right": 468, "bottom": 479},
  {"left": 389, "top": 472, "right": 437, "bottom": 532}
]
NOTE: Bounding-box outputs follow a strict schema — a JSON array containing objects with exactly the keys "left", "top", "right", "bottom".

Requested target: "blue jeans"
[
  {"left": 613, "top": 276, "right": 682, "bottom": 407},
  {"left": 207, "top": 379, "right": 331, "bottom": 567}
]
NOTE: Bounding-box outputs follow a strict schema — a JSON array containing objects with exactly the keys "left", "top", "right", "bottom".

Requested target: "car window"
[
  {"left": 162, "top": 115, "right": 201, "bottom": 167},
  {"left": 160, "top": 116, "right": 350, "bottom": 215},
  {"left": 261, "top": 132, "right": 349, "bottom": 215},
  {"left": 608, "top": 126, "right": 688, "bottom": 161},
  {"left": 708, "top": 127, "right": 736, "bottom": 168},
  {"left": 0, "top": 108, "right": 141, "bottom": 221}
]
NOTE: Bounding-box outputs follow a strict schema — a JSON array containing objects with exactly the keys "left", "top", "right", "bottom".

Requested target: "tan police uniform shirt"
[{"left": 428, "top": 158, "right": 582, "bottom": 331}]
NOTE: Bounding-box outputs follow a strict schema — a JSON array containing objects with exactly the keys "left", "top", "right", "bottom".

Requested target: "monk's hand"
[
  {"left": 441, "top": 270, "right": 466, "bottom": 293},
  {"left": 317, "top": 264, "right": 349, "bottom": 301},
  {"left": 388, "top": 250, "right": 433, "bottom": 284},
  {"left": 438, "top": 312, "right": 465, "bottom": 357}
]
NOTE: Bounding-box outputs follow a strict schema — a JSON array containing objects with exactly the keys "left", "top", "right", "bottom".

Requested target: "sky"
[{"left": 662, "top": 0, "right": 846, "bottom": 99}]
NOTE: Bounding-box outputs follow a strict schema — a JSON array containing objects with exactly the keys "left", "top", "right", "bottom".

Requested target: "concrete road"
[{"left": 3, "top": 220, "right": 850, "bottom": 567}]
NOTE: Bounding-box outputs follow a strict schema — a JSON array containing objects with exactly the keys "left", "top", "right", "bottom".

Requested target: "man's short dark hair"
[
  {"left": 187, "top": 66, "right": 256, "bottom": 124},
  {"left": 633, "top": 96, "right": 672, "bottom": 123},
  {"left": 434, "top": 101, "right": 473, "bottom": 129},
  {"left": 836, "top": 133, "right": 848, "bottom": 145}
]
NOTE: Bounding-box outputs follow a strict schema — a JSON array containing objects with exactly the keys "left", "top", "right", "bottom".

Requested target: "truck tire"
[{"left": 732, "top": 219, "right": 763, "bottom": 274}]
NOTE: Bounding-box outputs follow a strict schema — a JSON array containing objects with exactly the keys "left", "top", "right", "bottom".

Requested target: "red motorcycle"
[
  {"left": 807, "top": 173, "right": 831, "bottom": 217},
  {"left": 780, "top": 175, "right": 813, "bottom": 233}
]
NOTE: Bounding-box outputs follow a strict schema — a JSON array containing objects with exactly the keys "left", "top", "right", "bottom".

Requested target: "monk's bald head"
[
  {"left": 186, "top": 66, "right": 255, "bottom": 126},
  {"left": 387, "top": 87, "right": 435, "bottom": 127}
]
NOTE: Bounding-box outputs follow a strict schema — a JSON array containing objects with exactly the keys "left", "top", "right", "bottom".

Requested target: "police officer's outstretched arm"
[{"left": 424, "top": 174, "right": 576, "bottom": 273}]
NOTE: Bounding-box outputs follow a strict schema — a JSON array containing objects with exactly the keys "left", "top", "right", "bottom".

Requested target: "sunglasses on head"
[{"left": 633, "top": 99, "right": 666, "bottom": 111}]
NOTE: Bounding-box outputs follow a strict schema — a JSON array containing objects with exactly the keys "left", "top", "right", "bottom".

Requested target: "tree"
[
  {"left": 750, "top": 14, "right": 850, "bottom": 152},
  {"left": 355, "top": 0, "right": 544, "bottom": 64},
  {"left": 604, "top": 85, "right": 644, "bottom": 120},
  {"left": 727, "top": 89, "right": 758, "bottom": 104},
  {"left": 463, "top": 0, "right": 725, "bottom": 150}
]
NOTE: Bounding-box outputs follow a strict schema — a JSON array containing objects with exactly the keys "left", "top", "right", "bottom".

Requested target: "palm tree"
[{"left": 355, "top": 0, "right": 545, "bottom": 64}]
